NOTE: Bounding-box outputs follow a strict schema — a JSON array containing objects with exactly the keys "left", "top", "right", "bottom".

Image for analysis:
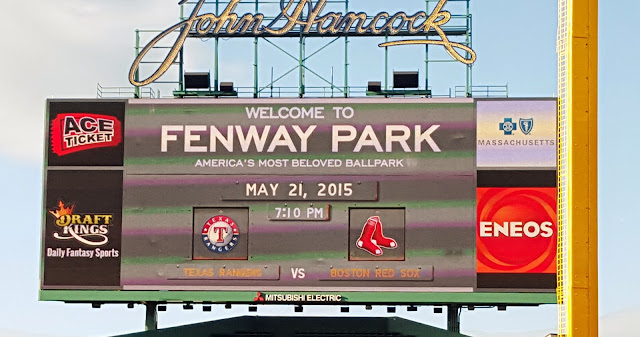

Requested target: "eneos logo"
[
  {"left": 48, "top": 201, "right": 113, "bottom": 246},
  {"left": 50, "top": 113, "right": 121, "bottom": 156},
  {"left": 201, "top": 215, "right": 240, "bottom": 253},
  {"left": 477, "top": 188, "right": 557, "bottom": 274}
]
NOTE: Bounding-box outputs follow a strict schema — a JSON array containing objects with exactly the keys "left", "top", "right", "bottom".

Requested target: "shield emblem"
[{"left": 519, "top": 118, "right": 534, "bottom": 135}]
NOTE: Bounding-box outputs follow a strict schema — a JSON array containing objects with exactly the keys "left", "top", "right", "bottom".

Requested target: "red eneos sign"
[{"left": 477, "top": 188, "right": 557, "bottom": 274}]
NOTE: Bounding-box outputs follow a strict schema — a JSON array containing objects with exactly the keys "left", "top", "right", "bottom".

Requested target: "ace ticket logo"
[
  {"left": 477, "top": 188, "right": 557, "bottom": 274},
  {"left": 50, "top": 113, "right": 122, "bottom": 156},
  {"left": 201, "top": 216, "right": 240, "bottom": 253}
]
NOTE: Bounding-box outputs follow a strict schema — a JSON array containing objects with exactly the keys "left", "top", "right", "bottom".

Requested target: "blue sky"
[{"left": 0, "top": 0, "right": 638, "bottom": 336}]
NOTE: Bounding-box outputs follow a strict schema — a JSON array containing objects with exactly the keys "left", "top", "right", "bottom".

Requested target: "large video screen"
[{"left": 41, "top": 98, "right": 557, "bottom": 304}]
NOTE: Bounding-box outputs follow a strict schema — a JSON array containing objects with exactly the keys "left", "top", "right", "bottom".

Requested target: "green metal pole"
[
  {"left": 179, "top": 4, "right": 185, "bottom": 92},
  {"left": 179, "top": 50, "right": 184, "bottom": 92},
  {"left": 214, "top": 37, "right": 219, "bottom": 91},
  {"left": 465, "top": 0, "right": 471, "bottom": 97},
  {"left": 344, "top": 0, "right": 349, "bottom": 98},
  {"left": 344, "top": 36, "right": 349, "bottom": 97},
  {"left": 425, "top": 45, "right": 429, "bottom": 91},
  {"left": 254, "top": 38, "right": 259, "bottom": 97},
  {"left": 447, "top": 305, "right": 461, "bottom": 333},
  {"left": 425, "top": 0, "right": 429, "bottom": 92},
  {"left": 213, "top": 1, "right": 220, "bottom": 91},
  {"left": 385, "top": 35, "right": 389, "bottom": 90},
  {"left": 469, "top": 10, "right": 473, "bottom": 96},
  {"left": 145, "top": 302, "right": 158, "bottom": 331},
  {"left": 253, "top": 0, "right": 259, "bottom": 98},
  {"left": 331, "top": 67, "right": 334, "bottom": 98},
  {"left": 299, "top": 35, "right": 305, "bottom": 98},
  {"left": 135, "top": 30, "right": 141, "bottom": 98},
  {"left": 212, "top": 0, "right": 219, "bottom": 91}
]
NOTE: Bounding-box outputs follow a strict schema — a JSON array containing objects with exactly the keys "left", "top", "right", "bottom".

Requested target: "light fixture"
[
  {"left": 393, "top": 71, "right": 419, "bottom": 89},
  {"left": 367, "top": 81, "right": 382, "bottom": 92},
  {"left": 184, "top": 72, "right": 210, "bottom": 89},
  {"left": 220, "top": 82, "right": 234, "bottom": 93}
]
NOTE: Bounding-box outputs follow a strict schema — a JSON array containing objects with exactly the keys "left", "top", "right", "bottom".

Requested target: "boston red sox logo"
[
  {"left": 201, "top": 215, "right": 239, "bottom": 253},
  {"left": 356, "top": 216, "right": 397, "bottom": 256}
]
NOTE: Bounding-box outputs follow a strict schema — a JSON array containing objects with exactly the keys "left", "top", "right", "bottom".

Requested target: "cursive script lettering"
[{"left": 129, "top": 0, "right": 476, "bottom": 86}]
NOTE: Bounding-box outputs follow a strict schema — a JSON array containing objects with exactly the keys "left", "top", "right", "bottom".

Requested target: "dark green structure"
[{"left": 116, "top": 316, "right": 471, "bottom": 337}]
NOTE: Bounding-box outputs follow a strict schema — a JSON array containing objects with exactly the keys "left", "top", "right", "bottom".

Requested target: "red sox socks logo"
[{"left": 356, "top": 216, "right": 397, "bottom": 256}]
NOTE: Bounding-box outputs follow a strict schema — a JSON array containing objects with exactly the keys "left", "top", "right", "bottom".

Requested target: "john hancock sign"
[{"left": 129, "top": 0, "right": 477, "bottom": 86}]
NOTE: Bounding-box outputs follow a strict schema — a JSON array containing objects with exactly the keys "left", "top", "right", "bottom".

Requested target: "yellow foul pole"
[{"left": 557, "top": 0, "right": 598, "bottom": 336}]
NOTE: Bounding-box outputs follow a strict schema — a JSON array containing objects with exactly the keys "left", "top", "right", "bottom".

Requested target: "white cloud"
[
  {"left": 466, "top": 309, "right": 640, "bottom": 337},
  {"left": 0, "top": 330, "right": 62, "bottom": 337},
  {"left": 0, "top": 0, "right": 177, "bottom": 163},
  {"left": 600, "top": 309, "right": 640, "bottom": 336}
]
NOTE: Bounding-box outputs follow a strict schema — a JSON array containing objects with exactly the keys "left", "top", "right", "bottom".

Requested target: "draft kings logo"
[
  {"left": 476, "top": 188, "right": 557, "bottom": 274},
  {"left": 47, "top": 201, "right": 119, "bottom": 259},
  {"left": 50, "top": 113, "right": 122, "bottom": 156}
]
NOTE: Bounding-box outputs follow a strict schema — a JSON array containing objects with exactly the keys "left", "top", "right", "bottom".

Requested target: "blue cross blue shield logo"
[
  {"left": 499, "top": 118, "right": 517, "bottom": 135},
  {"left": 519, "top": 118, "right": 534, "bottom": 135}
]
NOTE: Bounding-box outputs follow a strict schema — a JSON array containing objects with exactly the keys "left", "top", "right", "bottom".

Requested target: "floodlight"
[
  {"left": 184, "top": 72, "right": 210, "bottom": 89},
  {"left": 393, "top": 71, "right": 419, "bottom": 88}
]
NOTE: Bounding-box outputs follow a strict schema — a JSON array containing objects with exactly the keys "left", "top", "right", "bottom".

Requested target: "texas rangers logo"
[
  {"left": 519, "top": 118, "right": 534, "bottom": 135},
  {"left": 201, "top": 216, "right": 239, "bottom": 253}
]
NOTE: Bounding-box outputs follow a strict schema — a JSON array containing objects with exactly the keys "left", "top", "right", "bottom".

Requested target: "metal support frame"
[
  {"left": 214, "top": 1, "right": 220, "bottom": 91},
  {"left": 179, "top": 5, "right": 185, "bottom": 92},
  {"left": 385, "top": 35, "right": 389, "bottom": 90},
  {"left": 343, "top": 0, "right": 349, "bottom": 97},
  {"left": 424, "top": 0, "right": 473, "bottom": 97},
  {"left": 447, "top": 305, "right": 461, "bottom": 333},
  {"left": 145, "top": 302, "right": 158, "bottom": 331},
  {"left": 253, "top": 0, "right": 259, "bottom": 98},
  {"left": 465, "top": 0, "right": 472, "bottom": 97},
  {"left": 556, "top": 0, "right": 598, "bottom": 336},
  {"left": 132, "top": 0, "right": 475, "bottom": 98},
  {"left": 299, "top": 35, "right": 306, "bottom": 98},
  {"left": 134, "top": 30, "right": 141, "bottom": 98}
]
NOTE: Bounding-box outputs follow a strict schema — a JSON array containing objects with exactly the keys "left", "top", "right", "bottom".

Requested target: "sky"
[{"left": 0, "top": 0, "right": 638, "bottom": 336}]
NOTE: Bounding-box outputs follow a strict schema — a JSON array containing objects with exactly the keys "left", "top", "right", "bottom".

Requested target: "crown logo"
[{"left": 49, "top": 201, "right": 75, "bottom": 219}]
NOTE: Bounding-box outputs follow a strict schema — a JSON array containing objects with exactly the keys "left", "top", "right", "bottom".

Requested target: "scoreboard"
[{"left": 41, "top": 98, "right": 557, "bottom": 304}]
